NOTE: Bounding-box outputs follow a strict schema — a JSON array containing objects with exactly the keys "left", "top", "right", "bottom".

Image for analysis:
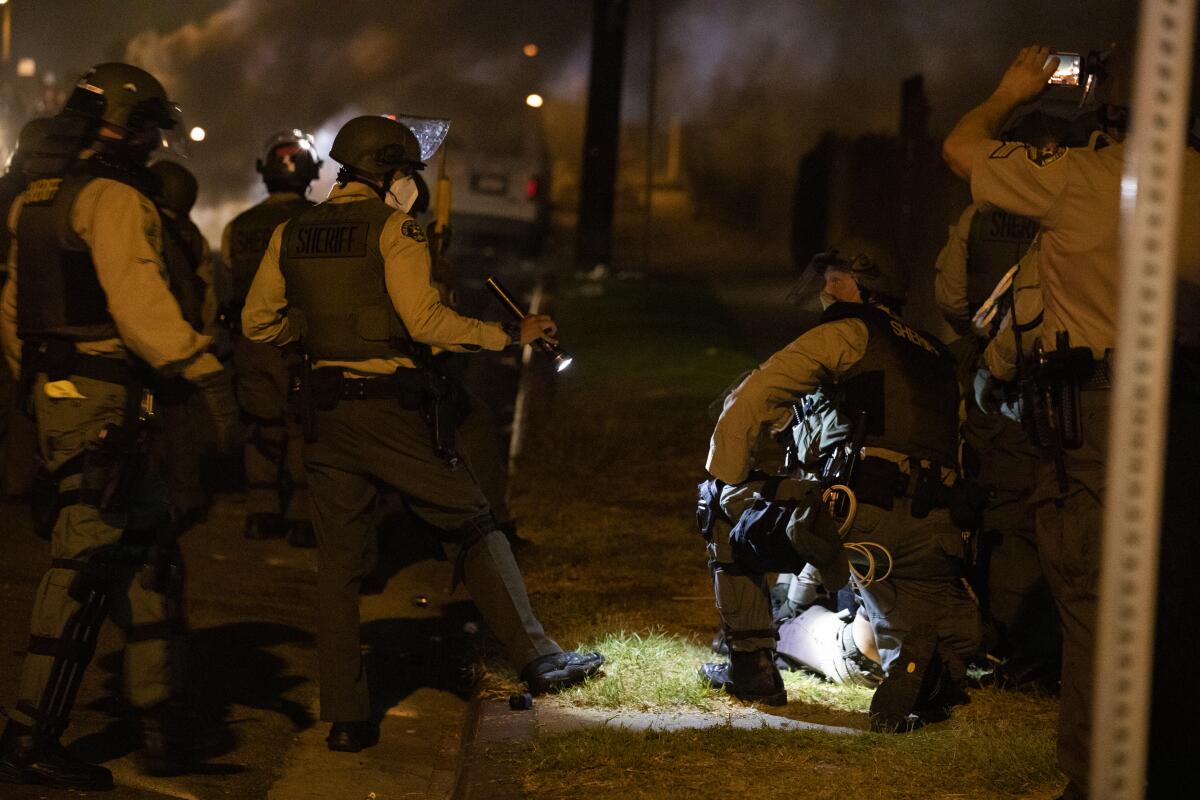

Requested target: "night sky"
[{"left": 5, "top": 0, "right": 1141, "bottom": 239}]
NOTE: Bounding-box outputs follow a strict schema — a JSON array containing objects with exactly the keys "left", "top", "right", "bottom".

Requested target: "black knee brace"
[
  {"left": 444, "top": 513, "right": 501, "bottom": 588},
  {"left": 20, "top": 556, "right": 113, "bottom": 739}
]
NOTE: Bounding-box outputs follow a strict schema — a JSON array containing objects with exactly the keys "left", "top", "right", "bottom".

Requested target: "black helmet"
[
  {"left": 5, "top": 117, "right": 55, "bottom": 176},
  {"left": 256, "top": 129, "right": 322, "bottom": 187},
  {"left": 63, "top": 63, "right": 179, "bottom": 134},
  {"left": 329, "top": 115, "right": 425, "bottom": 177},
  {"left": 809, "top": 237, "right": 908, "bottom": 305},
  {"left": 149, "top": 160, "right": 198, "bottom": 215}
]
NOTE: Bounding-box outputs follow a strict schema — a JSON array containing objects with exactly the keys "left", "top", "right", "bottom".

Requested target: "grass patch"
[
  {"left": 506, "top": 688, "right": 1060, "bottom": 799},
  {"left": 550, "top": 630, "right": 724, "bottom": 710},
  {"left": 490, "top": 271, "right": 1063, "bottom": 798}
]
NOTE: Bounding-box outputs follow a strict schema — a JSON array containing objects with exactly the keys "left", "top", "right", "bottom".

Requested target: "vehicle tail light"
[{"left": 525, "top": 176, "right": 540, "bottom": 201}]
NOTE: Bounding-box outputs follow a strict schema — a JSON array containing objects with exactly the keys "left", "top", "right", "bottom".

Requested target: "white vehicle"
[{"left": 426, "top": 91, "right": 550, "bottom": 256}]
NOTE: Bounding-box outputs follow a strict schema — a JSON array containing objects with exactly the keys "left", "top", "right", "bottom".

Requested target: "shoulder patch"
[
  {"left": 988, "top": 141, "right": 1025, "bottom": 159},
  {"left": 400, "top": 219, "right": 427, "bottom": 243},
  {"left": 1025, "top": 143, "right": 1068, "bottom": 168}
]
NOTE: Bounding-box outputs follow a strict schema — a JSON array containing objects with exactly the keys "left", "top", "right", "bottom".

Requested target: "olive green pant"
[
  {"left": 1030, "top": 388, "right": 1109, "bottom": 797},
  {"left": 711, "top": 481, "right": 980, "bottom": 677},
  {"left": 303, "top": 397, "right": 560, "bottom": 722},
  {"left": 232, "top": 336, "right": 308, "bottom": 521},
  {"left": 8, "top": 375, "right": 180, "bottom": 732}
]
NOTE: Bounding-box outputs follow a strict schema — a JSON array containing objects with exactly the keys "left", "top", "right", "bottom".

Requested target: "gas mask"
[{"left": 385, "top": 172, "right": 420, "bottom": 213}]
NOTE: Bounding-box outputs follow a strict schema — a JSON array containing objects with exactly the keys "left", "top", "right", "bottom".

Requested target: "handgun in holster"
[
  {"left": 1020, "top": 330, "right": 1093, "bottom": 495},
  {"left": 295, "top": 352, "right": 317, "bottom": 443},
  {"left": 818, "top": 410, "right": 868, "bottom": 516},
  {"left": 422, "top": 369, "right": 461, "bottom": 469},
  {"left": 88, "top": 385, "right": 155, "bottom": 528}
]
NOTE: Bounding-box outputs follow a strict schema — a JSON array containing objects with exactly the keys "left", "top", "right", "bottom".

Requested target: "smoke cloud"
[{"left": 106, "top": 0, "right": 1137, "bottom": 242}]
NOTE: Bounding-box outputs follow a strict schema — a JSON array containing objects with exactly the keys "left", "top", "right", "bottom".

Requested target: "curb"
[{"left": 451, "top": 697, "right": 535, "bottom": 800}]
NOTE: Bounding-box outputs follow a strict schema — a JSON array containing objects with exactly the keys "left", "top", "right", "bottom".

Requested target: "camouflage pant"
[
  {"left": 8, "top": 374, "right": 180, "bottom": 732},
  {"left": 710, "top": 479, "right": 980, "bottom": 677}
]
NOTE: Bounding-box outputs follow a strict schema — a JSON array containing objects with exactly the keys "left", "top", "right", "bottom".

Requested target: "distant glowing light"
[
  {"left": 525, "top": 93, "right": 544, "bottom": 109},
  {"left": 523, "top": 43, "right": 540, "bottom": 58},
  {"left": 16, "top": 58, "right": 36, "bottom": 78},
  {"left": 189, "top": 126, "right": 206, "bottom": 142}
]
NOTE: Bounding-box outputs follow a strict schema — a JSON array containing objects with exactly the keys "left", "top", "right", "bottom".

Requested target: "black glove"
[{"left": 192, "top": 367, "right": 243, "bottom": 453}]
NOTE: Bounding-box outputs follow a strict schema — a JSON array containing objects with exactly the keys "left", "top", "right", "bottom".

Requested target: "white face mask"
[{"left": 385, "top": 173, "right": 419, "bottom": 213}]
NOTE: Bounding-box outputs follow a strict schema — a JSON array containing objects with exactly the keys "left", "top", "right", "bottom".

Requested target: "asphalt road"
[{"left": 0, "top": 247, "right": 538, "bottom": 799}]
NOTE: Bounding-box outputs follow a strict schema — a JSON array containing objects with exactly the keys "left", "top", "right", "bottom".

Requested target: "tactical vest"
[
  {"left": 819, "top": 302, "right": 959, "bottom": 465},
  {"left": 278, "top": 195, "right": 411, "bottom": 360},
  {"left": 15, "top": 158, "right": 153, "bottom": 342},
  {"left": 160, "top": 212, "right": 206, "bottom": 332},
  {"left": 0, "top": 172, "right": 26, "bottom": 270},
  {"left": 227, "top": 194, "right": 313, "bottom": 306},
  {"left": 966, "top": 208, "right": 1039, "bottom": 308}
]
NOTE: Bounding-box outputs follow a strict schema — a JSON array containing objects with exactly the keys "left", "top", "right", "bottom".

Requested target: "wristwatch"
[{"left": 503, "top": 321, "right": 522, "bottom": 347}]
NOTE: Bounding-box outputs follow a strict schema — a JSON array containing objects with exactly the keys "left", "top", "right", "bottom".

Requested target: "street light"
[
  {"left": 525, "top": 93, "right": 544, "bottom": 109},
  {"left": 189, "top": 126, "right": 206, "bottom": 142},
  {"left": 523, "top": 42, "right": 539, "bottom": 58}
]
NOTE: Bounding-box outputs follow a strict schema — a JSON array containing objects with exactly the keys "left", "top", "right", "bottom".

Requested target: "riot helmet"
[
  {"left": 329, "top": 115, "right": 426, "bottom": 180},
  {"left": 149, "top": 160, "right": 199, "bottom": 216},
  {"left": 62, "top": 63, "right": 184, "bottom": 160},
  {"left": 256, "top": 129, "right": 322, "bottom": 191},
  {"left": 5, "top": 117, "right": 55, "bottom": 177},
  {"left": 808, "top": 238, "right": 908, "bottom": 309}
]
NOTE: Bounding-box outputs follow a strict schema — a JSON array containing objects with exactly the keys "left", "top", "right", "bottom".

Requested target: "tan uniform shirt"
[
  {"left": 241, "top": 182, "right": 510, "bottom": 375},
  {"left": 706, "top": 318, "right": 868, "bottom": 484},
  {"left": 933, "top": 204, "right": 977, "bottom": 330},
  {"left": 970, "top": 132, "right": 1200, "bottom": 354},
  {"left": 1, "top": 174, "right": 220, "bottom": 380}
]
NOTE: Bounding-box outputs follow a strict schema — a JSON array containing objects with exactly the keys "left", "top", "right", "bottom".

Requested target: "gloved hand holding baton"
[{"left": 485, "top": 275, "right": 573, "bottom": 372}]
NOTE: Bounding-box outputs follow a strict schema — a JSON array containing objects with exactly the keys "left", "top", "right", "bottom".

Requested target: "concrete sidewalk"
[{"left": 453, "top": 694, "right": 862, "bottom": 799}]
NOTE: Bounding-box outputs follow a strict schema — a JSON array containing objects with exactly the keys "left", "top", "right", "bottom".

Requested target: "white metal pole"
[{"left": 1092, "top": 1, "right": 1196, "bottom": 797}]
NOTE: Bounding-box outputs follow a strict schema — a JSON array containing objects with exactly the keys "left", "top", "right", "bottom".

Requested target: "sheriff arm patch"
[
  {"left": 400, "top": 219, "right": 427, "bottom": 243},
  {"left": 1025, "top": 143, "right": 1068, "bottom": 168}
]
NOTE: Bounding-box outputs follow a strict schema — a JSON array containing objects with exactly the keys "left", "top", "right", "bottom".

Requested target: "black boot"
[
  {"left": 244, "top": 512, "right": 288, "bottom": 540},
  {"left": 0, "top": 720, "right": 113, "bottom": 791},
  {"left": 701, "top": 649, "right": 788, "bottom": 706},
  {"left": 869, "top": 629, "right": 938, "bottom": 733},
  {"left": 521, "top": 651, "right": 606, "bottom": 695},
  {"left": 326, "top": 721, "right": 379, "bottom": 753},
  {"left": 139, "top": 699, "right": 232, "bottom": 777}
]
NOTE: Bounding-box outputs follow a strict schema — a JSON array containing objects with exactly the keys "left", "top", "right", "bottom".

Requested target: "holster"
[
  {"left": 1020, "top": 331, "right": 1094, "bottom": 495},
  {"left": 695, "top": 478, "right": 726, "bottom": 540}
]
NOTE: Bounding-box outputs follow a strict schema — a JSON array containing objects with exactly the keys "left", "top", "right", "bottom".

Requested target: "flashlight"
[{"left": 485, "top": 275, "right": 573, "bottom": 372}]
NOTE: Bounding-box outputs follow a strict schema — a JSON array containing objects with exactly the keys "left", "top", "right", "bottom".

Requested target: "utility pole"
[
  {"left": 642, "top": 0, "right": 658, "bottom": 271},
  {"left": 575, "top": 0, "right": 629, "bottom": 270},
  {"left": 2, "top": 0, "right": 11, "bottom": 65}
]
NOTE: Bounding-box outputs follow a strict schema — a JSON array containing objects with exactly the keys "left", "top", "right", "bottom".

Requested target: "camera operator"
[{"left": 943, "top": 44, "right": 1200, "bottom": 800}]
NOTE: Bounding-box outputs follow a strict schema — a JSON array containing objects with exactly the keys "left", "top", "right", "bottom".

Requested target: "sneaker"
[{"left": 521, "top": 651, "right": 605, "bottom": 695}]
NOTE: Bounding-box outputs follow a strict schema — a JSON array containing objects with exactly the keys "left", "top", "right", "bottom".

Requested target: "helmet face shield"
[
  {"left": 157, "top": 104, "right": 190, "bottom": 158},
  {"left": 393, "top": 115, "right": 450, "bottom": 165}
]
